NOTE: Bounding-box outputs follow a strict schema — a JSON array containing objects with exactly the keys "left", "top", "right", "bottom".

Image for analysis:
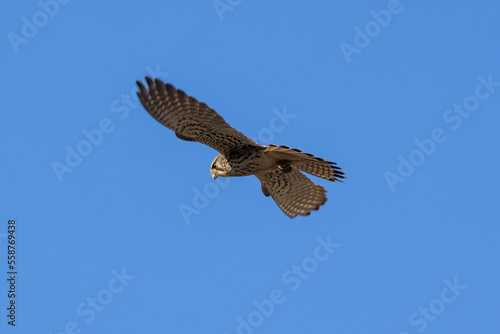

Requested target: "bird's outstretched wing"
[
  {"left": 136, "top": 77, "right": 262, "bottom": 156},
  {"left": 256, "top": 169, "right": 328, "bottom": 218}
]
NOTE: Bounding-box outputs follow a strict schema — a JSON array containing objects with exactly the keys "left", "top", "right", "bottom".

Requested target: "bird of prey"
[{"left": 136, "top": 77, "right": 345, "bottom": 218}]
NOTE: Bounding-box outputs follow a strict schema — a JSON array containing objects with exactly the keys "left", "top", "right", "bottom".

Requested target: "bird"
[{"left": 136, "top": 77, "right": 345, "bottom": 218}]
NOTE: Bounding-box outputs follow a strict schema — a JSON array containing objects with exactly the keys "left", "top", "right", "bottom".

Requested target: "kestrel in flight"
[{"left": 136, "top": 77, "right": 345, "bottom": 218}]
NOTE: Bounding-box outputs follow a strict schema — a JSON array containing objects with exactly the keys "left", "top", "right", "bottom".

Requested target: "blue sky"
[{"left": 2, "top": 0, "right": 500, "bottom": 333}]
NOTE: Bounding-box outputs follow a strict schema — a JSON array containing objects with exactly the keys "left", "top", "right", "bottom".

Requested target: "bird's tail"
[{"left": 264, "top": 144, "right": 346, "bottom": 182}]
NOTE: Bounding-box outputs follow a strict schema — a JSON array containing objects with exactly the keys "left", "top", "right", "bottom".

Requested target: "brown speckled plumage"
[{"left": 136, "top": 77, "right": 345, "bottom": 218}]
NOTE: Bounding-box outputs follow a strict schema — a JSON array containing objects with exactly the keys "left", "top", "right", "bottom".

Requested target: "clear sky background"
[{"left": 1, "top": 1, "right": 500, "bottom": 333}]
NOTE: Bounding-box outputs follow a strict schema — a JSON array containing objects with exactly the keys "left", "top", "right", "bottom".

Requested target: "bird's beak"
[{"left": 211, "top": 169, "right": 218, "bottom": 179}]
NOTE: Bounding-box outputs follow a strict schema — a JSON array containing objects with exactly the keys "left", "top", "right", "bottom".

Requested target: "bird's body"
[{"left": 136, "top": 77, "right": 345, "bottom": 218}]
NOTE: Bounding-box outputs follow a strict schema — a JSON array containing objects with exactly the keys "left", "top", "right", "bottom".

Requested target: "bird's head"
[{"left": 210, "top": 154, "right": 231, "bottom": 179}]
